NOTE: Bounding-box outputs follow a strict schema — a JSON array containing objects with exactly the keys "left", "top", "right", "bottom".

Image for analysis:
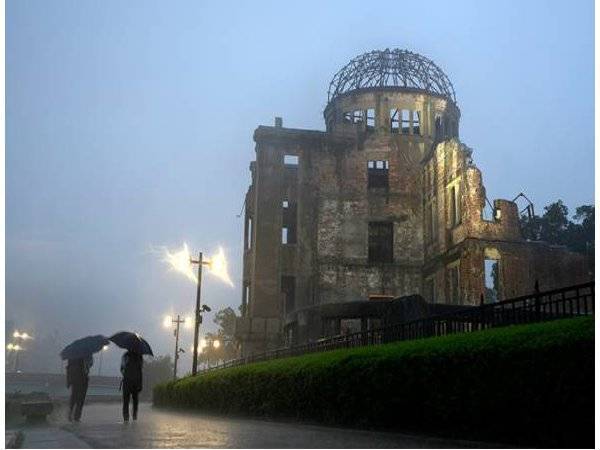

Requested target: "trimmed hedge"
[{"left": 154, "top": 317, "right": 594, "bottom": 447}]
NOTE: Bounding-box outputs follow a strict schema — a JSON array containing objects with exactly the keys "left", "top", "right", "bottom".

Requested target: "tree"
[
  {"left": 214, "top": 307, "right": 237, "bottom": 337},
  {"left": 197, "top": 307, "right": 239, "bottom": 368},
  {"left": 539, "top": 200, "right": 569, "bottom": 245},
  {"left": 519, "top": 200, "right": 594, "bottom": 272}
]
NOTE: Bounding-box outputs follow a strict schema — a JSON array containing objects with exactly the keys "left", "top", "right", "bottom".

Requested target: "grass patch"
[{"left": 155, "top": 317, "right": 594, "bottom": 447}]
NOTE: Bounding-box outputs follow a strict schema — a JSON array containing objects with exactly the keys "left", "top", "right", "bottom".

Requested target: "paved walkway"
[
  {"left": 17, "top": 402, "right": 498, "bottom": 448},
  {"left": 20, "top": 426, "right": 90, "bottom": 449}
]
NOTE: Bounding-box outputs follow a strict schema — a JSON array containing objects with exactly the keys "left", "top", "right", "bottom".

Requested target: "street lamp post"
[
  {"left": 6, "top": 344, "right": 22, "bottom": 372},
  {"left": 189, "top": 252, "right": 211, "bottom": 376},
  {"left": 98, "top": 345, "right": 109, "bottom": 376},
  {"left": 164, "top": 314, "right": 189, "bottom": 380},
  {"left": 9, "top": 330, "right": 32, "bottom": 372}
]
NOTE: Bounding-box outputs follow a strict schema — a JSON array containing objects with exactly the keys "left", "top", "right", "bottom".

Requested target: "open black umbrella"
[
  {"left": 109, "top": 332, "right": 153, "bottom": 356},
  {"left": 60, "top": 335, "right": 110, "bottom": 360}
]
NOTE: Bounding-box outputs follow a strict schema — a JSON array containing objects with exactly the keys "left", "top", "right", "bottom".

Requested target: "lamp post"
[
  {"left": 97, "top": 345, "right": 109, "bottom": 376},
  {"left": 164, "top": 314, "right": 191, "bottom": 380},
  {"left": 6, "top": 343, "right": 22, "bottom": 372},
  {"left": 189, "top": 253, "right": 212, "bottom": 376},
  {"left": 9, "top": 330, "right": 32, "bottom": 372},
  {"left": 161, "top": 244, "right": 230, "bottom": 376}
]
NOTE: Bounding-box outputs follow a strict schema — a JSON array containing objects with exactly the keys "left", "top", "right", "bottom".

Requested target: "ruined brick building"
[{"left": 235, "top": 49, "right": 590, "bottom": 356}]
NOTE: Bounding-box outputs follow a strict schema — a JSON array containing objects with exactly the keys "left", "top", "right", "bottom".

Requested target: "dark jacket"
[
  {"left": 66, "top": 356, "right": 92, "bottom": 388},
  {"left": 120, "top": 351, "right": 143, "bottom": 391}
]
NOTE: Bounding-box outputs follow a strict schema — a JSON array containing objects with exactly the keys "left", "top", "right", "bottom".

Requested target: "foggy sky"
[{"left": 6, "top": 0, "right": 594, "bottom": 375}]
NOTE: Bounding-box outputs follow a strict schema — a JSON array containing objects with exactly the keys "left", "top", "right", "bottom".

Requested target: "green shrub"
[{"left": 154, "top": 317, "right": 594, "bottom": 447}]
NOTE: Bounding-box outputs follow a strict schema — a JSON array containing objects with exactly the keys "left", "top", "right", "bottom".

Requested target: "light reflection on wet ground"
[{"left": 57, "top": 402, "right": 496, "bottom": 448}]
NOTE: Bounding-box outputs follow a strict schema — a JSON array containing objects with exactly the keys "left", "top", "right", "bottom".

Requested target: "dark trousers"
[
  {"left": 122, "top": 383, "right": 139, "bottom": 420},
  {"left": 69, "top": 380, "right": 88, "bottom": 421}
]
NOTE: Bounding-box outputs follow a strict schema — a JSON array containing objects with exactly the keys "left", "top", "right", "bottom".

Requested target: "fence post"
[{"left": 534, "top": 279, "right": 541, "bottom": 322}]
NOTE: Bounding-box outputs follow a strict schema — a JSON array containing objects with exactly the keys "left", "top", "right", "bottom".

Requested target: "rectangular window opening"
[
  {"left": 412, "top": 110, "right": 421, "bottom": 135},
  {"left": 484, "top": 259, "right": 500, "bottom": 303},
  {"left": 367, "top": 160, "right": 389, "bottom": 189},
  {"left": 284, "top": 154, "right": 299, "bottom": 166},
  {"left": 282, "top": 201, "right": 297, "bottom": 244},
  {"left": 447, "top": 265, "right": 460, "bottom": 305},
  {"left": 482, "top": 205, "right": 494, "bottom": 221},
  {"left": 435, "top": 115, "right": 443, "bottom": 139},
  {"left": 243, "top": 284, "right": 250, "bottom": 316},
  {"left": 281, "top": 275, "right": 296, "bottom": 314},
  {"left": 343, "top": 111, "right": 353, "bottom": 123},
  {"left": 282, "top": 227, "right": 288, "bottom": 244},
  {"left": 368, "top": 222, "right": 394, "bottom": 263},
  {"left": 401, "top": 109, "right": 410, "bottom": 134},
  {"left": 366, "top": 108, "right": 375, "bottom": 131},
  {"left": 245, "top": 216, "right": 253, "bottom": 250},
  {"left": 450, "top": 185, "right": 461, "bottom": 226},
  {"left": 352, "top": 110, "right": 364, "bottom": 124},
  {"left": 390, "top": 109, "right": 400, "bottom": 133}
]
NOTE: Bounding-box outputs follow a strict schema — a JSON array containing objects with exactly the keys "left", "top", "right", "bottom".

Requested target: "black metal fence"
[{"left": 203, "top": 281, "right": 594, "bottom": 373}]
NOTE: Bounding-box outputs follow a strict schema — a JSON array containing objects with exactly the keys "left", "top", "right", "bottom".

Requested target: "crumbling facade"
[{"left": 235, "top": 49, "right": 590, "bottom": 356}]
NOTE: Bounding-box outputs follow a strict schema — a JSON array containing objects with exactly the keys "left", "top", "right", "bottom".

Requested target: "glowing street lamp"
[
  {"left": 161, "top": 244, "right": 233, "bottom": 375},
  {"left": 164, "top": 314, "right": 189, "bottom": 380},
  {"left": 9, "top": 330, "right": 32, "bottom": 372},
  {"left": 98, "top": 345, "right": 109, "bottom": 376},
  {"left": 6, "top": 343, "right": 23, "bottom": 372}
]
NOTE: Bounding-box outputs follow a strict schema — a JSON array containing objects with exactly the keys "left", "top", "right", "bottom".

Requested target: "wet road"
[{"left": 50, "top": 402, "right": 491, "bottom": 448}]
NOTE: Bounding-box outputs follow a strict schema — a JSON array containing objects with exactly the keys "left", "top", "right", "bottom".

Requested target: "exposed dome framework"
[{"left": 328, "top": 49, "right": 456, "bottom": 104}]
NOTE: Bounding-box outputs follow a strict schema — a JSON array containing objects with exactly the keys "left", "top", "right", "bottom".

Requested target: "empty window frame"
[
  {"left": 281, "top": 275, "right": 296, "bottom": 314},
  {"left": 449, "top": 184, "right": 461, "bottom": 227},
  {"left": 367, "top": 160, "right": 389, "bottom": 189},
  {"left": 368, "top": 222, "right": 394, "bottom": 263},
  {"left": 282, "top": 200, "right": 297, "bottom": 244},
  {"left": 435, "top": 114, "right": 443, "bottom": 139},
  {"left": 242, "top": 283, "right": 250, "bottom": 316},
  {"left": 284, "top": 154, "right": 299, "bottom": 166},
  {"left": 390, "top": 109, "right": 400, "bottom": 133},
  {"left": 447, "top": 264, "right": 460, "bottom": 305},
  {"left": 282, "top": 227, "right": 289, "bottom": 244},
  {"left": 343, "top": 111, "right": 353, "bottom": 123},
  {"left": 412, "top": 110, "right": 421, "bottom": 135},
  {"left": 484, "top": 258, "right": 500, "bottom": 303},
  {"left": 366, "top": 108, "right": 375, "bottom": 131},
  {"left": 352, "top": 110, "right": 364, "bottom": 124},
  {"left": 401, "top": 109, "right": 410, "bottom": 134},
  {"left": 245, "top": 215, "right": 253, "bottom": 250},
  {"left": 482, "top": 205, "right": 494, "bottom": 221},
  {"left": 425, "top": 202, "right": 437, "bottom": 243}
]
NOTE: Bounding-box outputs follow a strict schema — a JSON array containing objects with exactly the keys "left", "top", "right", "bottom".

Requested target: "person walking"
[
  {"left": 120, "top": 350, "right": 143, "bottom": 422},
  {"left": 66, "top": 355, "right": 93, "bottom": 422}
]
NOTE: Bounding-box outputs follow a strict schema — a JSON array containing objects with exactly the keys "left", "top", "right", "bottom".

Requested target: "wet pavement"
[{"left": 28, "top": 402, "right": 495, "bottom": 448}]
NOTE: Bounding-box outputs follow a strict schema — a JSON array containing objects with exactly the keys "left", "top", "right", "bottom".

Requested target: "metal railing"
[{"left": 203, "top": 281, "right": 594, "bottom": 373}]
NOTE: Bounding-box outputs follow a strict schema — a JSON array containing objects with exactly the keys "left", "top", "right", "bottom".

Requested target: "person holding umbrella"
[
  {"left": 120, "top": 350, "right": 143, "bottom": 422},
  {"left": 61, "top": 335, "right": 109, "bottom": 422},
  {"left": 66, "top": 356, "right": 93, "bottom": 422},
  {"left": 109, "top": 332, "right": 153, "bottom": 422}
]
